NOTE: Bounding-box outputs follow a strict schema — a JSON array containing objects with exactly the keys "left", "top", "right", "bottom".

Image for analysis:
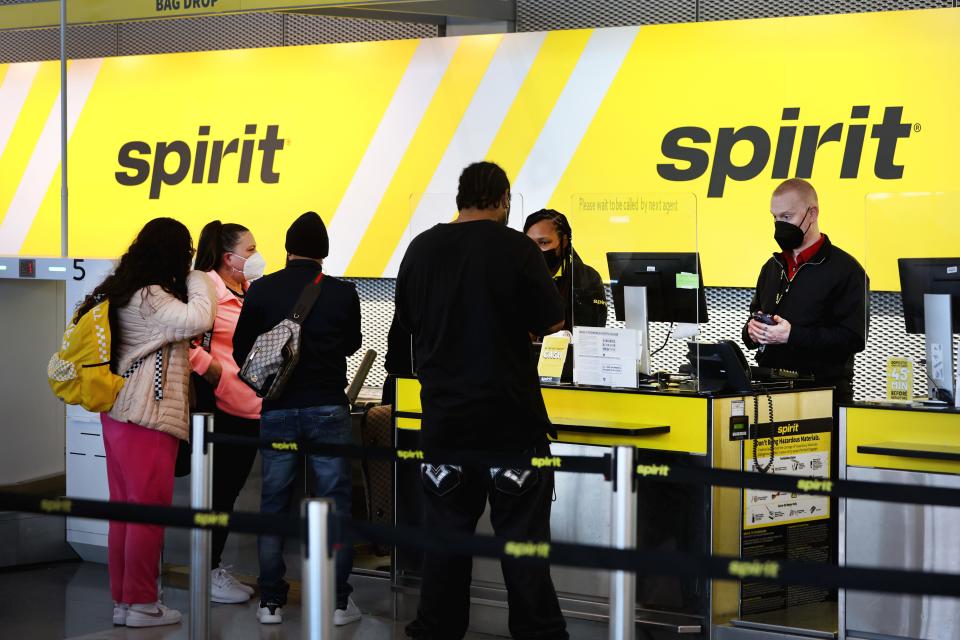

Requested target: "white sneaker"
[
  {"left": 218, "top": 564, "right": 255, "bottom": 595},
  {"left": 334, "top": 597, "right": 362, "bottom": 626},
  {"left": 112, "top": 603, "right": 129, "bottom": 626},
  {"left": 126, "top": 602, "right": 182, "bottom": 628},
  {"left": 211, "top": 566, "right": 252, "bottom": 603},
  {"left": 257, "top": 602, "right": 283, "bottom": 625}
]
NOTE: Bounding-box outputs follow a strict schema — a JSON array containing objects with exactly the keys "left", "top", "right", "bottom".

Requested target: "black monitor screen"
[
  {"left": 898, "top": 258, "right": 960, "bottom": 334},
  {"left": 606, "top": 252, "right": 708, "bottom": 323}
]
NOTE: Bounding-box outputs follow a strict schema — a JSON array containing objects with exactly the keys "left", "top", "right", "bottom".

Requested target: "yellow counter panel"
[
  {"left": 845, "top": 406, "right": 960, "bottom": 475},
  {"left": 395, "top": 377, "right": 709, "bottom": 453}
]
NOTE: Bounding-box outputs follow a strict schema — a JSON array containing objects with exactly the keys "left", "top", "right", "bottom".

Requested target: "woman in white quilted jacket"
[{"left": 74, "top": 217, "right": 216, "bottom": 628}]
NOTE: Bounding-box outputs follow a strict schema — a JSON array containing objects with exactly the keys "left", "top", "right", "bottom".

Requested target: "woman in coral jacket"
[
  {"left": 75, "top": 217, "right": 216, "bottom": 628},
  {"left": 189, "top": 220, "right": 265, "bottom": 605}
]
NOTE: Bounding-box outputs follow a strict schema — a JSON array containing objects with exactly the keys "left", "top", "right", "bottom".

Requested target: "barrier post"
[
  {"left": 190, "top": 413, "right": 214, "bottom": 640},
  {"left": 609, "top": 446, "right": 636, "bottom": 640},
  {"left": 302, "top": 498, "right": 336, "bottom": 639}
]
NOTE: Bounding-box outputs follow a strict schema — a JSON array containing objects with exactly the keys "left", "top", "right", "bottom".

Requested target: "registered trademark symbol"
[{"left": 914, "top": 123, "right": 922, "bottom": 133}]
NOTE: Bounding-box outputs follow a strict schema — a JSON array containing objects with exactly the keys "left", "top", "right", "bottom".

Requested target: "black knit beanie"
[{"left": 285, "top": 211, "right": 329, "bottom": 259}]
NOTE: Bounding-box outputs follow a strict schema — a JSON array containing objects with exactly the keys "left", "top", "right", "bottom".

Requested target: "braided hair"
[
  {"left": 456, "top": 162, "right": 510, "bottom": 211},
  {"left": 523, "top": 208, "right": 574, "bottom": 300}
]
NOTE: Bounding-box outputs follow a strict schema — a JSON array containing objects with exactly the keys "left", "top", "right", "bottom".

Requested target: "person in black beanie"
[{"left": 233, "top": 211, "right": 363, "bottom": 627}]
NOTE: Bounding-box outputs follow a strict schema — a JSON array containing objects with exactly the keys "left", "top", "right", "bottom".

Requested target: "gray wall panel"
[
  {"left": 515, "top": 0, "right": 953, "bottom": 29},
  {"left": 117, "top": 13, "right": 284, "bottom": 57},
  {"left": 284, "top": 13, "right": 438, "bottom": 45},
  {"left": 0, "top": 280, "right": 65, "bottom": 485},
  {"left": 699, "top": 0, "right": 952, "bottom": 22},
  {"left": 0, "top": 24, "right": 119, "bottom": 63},
  {"left": 0, "top": 12, "right": 437, "bottom": 64},
  {"left": 517, "top": 0, "right": 696, "bottom": 31}
]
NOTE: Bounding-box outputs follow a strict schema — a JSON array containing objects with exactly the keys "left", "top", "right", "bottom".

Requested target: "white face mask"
[{"left": 231, "top": 251, "right": 266, "bottom": 282}]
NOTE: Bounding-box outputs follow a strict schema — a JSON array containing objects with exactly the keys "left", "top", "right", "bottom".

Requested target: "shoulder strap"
[{"left": 287, "top": 273, "right": 324, "bottom": 325}]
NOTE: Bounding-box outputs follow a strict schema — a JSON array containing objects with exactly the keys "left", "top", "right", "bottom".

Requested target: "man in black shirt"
[
  {"left": 742, "top": 179, "right": 868, "bottom": 403},
  {"left": 396, "top": 162, "right": 568, "bottom": 639},
  {"left": 233, "top": 212, "right": 363, "bottom": 627}
]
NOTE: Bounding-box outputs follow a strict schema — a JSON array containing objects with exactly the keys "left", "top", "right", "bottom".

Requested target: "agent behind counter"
[
  {"left": 523, "top": 208, "right": 607, "bottom": 332},
  {"left": 742, "top": 178, "right": 869, "bottom": 404}
]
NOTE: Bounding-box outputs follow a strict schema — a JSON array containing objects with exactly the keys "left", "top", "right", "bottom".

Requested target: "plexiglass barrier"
[
  {"left": 558, "top": 192, "right": 704, "bottom": 389},
  {"left": 865, "top": 192, "right": 960, "bottom": 404}
]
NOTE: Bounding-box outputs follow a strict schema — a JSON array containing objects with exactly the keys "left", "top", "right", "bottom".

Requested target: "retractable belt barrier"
[
  {"left": 635, "top": 462, "right": 960, "bottom": 509},
  {"left": 341, "top": 516, "right": 960, "bottom": 600},
  {"left": 206, "top": 432, "right": 960, "bottom": 509},
  {"left": 0, "top": 491, "right": 300, "bottom": 537},
  {"left": 3, "top": 490, "right": 960, "bottom": 600},
  {"left": 206, "top": 432, "right": 612, "bottom": 476}
]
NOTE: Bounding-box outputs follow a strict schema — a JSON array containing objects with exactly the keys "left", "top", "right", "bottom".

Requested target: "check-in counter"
[
  {"left": 839, "top": 403, "right": 960, "bottom": 640},
  {"left": 394, "top": 376, "right": 834, "bottom": 638}
]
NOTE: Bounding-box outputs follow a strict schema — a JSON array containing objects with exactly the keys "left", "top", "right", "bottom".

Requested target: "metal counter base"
[
  {"left": 840, "top": 404, "right": 960, "bottom": 640},
  {"left": 394, "top": 378, "right": 837, "bottom": 639},
  {"left": 716, "top": 602, "right": 837, "bottom": 639}
]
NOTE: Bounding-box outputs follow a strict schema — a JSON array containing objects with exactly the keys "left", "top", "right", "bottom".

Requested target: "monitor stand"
[
  {"left": 623, "top": 285, "right": 650, "bottom": 376},
  {"left": 923, "top": 293, "right": 955, "bottom": 403}
]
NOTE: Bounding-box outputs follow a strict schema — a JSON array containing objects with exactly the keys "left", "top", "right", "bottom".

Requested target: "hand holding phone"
[{"left": 752, "top": 311, "right": 777, "bottom": 326}]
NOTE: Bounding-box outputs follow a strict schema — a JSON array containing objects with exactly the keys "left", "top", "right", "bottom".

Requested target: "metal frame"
[
  {"left": 610, "top": 446, "right": 637, "bottom": 640},
  {"left": 189, "top": 413, "right": 214, "bottom": 640},
  {"left": 303, "top": 499, "right": 337, "bottom": 639}
]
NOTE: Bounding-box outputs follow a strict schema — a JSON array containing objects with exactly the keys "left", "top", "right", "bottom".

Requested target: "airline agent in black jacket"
[
  {"left": 743, "top": 179, "right": 869, "bottom": 404},
  {"left": 523, "top": 209, "right": 607, "bottom": 332}
]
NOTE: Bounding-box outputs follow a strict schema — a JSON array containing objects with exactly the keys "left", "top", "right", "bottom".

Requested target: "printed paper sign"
[
  {"left": 573, "top": 327, "right": 638, "bottom": 388},
  {"left": 538, "top": 335, "right": 571, "bottom": 383},
  {"left": 743, "top": 419, "right": 832, "bottom": 530}
]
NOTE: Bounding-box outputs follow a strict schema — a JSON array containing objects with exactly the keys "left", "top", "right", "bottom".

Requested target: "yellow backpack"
[{"left": 47, "top": 298, "right": 125, "bottom": 413}]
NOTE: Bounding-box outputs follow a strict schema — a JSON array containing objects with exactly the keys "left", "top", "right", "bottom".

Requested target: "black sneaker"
[{"left": 257, "top": 601, "right": 283, "bottom": 625}]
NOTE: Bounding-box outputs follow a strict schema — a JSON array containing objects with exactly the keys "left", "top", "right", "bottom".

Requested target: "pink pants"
[{"left": 101, "top": 413, "right": 178, "bottom": 605}]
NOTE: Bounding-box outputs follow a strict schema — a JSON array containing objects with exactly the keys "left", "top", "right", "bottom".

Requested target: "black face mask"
[
  {"left": 774, "top": 209, "right": 810, "bottom": 252},
  {"left": 542, "top": 247, "right": 562, "bottom": 273}
]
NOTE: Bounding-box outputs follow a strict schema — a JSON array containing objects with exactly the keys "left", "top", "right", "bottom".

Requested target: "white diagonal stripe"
[
  {"left": 0, "top": 62, "right": 41, "bottom": 161},
  {"left": 381, "top": 31, "right": 547, "bottom": 277},
  {"left": 324, "top": 37, "right": 461, "bottom": 276},
  {"left": 0, "top": 58, "right": 102, "bottom": 253},
  {"left": 509, "top": 26, "right": 640, "bottom": 229}
]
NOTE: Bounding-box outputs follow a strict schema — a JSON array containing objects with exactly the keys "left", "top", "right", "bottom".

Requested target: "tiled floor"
[{"left": 0, "top": 561, "right": 503, "bottom": 640}]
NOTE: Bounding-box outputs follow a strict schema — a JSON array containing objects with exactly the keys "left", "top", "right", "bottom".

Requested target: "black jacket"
[
  {"left": 233, "top": 260, "right": 362, "bottom": 411},
  {"left": 565, "top": 253, "right": 608, "bottom": 330},
  {"left": 742, "top": 235, "right": 868, "bottom": 396}
]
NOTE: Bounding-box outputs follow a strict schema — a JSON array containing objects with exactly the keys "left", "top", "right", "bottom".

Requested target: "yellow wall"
[{"left": 1, "top": 8, "right": 958, "bottom": 288}]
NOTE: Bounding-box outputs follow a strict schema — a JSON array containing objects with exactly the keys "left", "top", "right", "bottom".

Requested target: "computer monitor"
[
  {"left": 898, "top": 258, "right": 960, "bottom": 334},
  {"left": 899, "top": 258, "right": 960, "bottom": 403},
  {"left": 606, "top": 252, "right": 709, "bottom": 323}
]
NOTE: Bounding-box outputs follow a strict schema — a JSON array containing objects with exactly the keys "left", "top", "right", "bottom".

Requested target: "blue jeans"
[{"left": 258, "top": 405, "right": 354, "bottom": 608}]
